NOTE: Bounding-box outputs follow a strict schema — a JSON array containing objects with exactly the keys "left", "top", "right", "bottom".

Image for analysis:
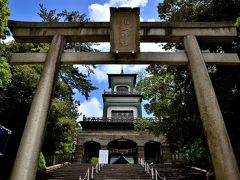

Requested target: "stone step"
[
  {"left": 37, "top": 163, "right": 206, "bottom": 180},
  {"left": 152, "top": 164, "right": 206, "bottom": 180},
  {"left": 36, "top": 162, "right": 91, "bottom": 180},
  {"left": 92, "top": 164, "right": 152, "bottom": 180}
]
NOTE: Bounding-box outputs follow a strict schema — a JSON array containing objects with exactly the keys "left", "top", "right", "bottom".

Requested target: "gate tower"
[{"left": 76, "top": 69, "right": 169, "bottom": 164}]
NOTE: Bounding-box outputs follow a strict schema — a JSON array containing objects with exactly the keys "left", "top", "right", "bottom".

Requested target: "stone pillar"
[
  {"left": 138, "top": 146, "right": 144, "bottom": 161},
  {"left": 101, "top": 145, "right": 108, "bottom": 150},
  {"left": 10, "top": 35, "right": 66, "bottom": 180},
  {"left": 184, "top": 35, "right": 240, "bottom": 180},
  {"left": 161, "top": 143, "right": 171, "bottom": 163},
  {"left": 74, "top": 145, "right": 84, "bottom": 162}
]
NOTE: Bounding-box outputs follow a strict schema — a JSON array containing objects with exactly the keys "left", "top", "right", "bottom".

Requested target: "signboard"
[
  {"left": 98, "top": 150, "right": 109, "bottom": 164},
  {"left": 110, "top": 7, "right": 140, "bottom": 54}
]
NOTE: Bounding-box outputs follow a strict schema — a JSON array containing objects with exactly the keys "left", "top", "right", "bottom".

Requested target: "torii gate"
[{"left": 8, "top": 7, "right": 240, "bottom": 180}]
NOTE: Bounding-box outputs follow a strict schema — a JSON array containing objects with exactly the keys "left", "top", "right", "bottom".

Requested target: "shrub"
[
  {"left": 179, "top": 139, "right": 208, "bottom": 168},
  {"left": 38, "top": 152, "right": 46, "bottom": 172},
  {"left": 90, "top": 157, "right": 98, "bottom": 165},
  {"left": 133, "top": 118, "right": 155, "bottom": 132},
  {"left": 235, "top": 17, "right": 240, "bottom": 27}
]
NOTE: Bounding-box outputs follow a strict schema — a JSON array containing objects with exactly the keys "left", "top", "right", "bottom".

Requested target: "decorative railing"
[
  {"left": 79, "top": 163, "right": 103, "bottom": 180},
  {"left": 83, "top": 116, "right": 135, "bottom": 122},
  {"left": 79, "top": 168, "right": 89, "bottom": 180},
  {"left": 82, "top": 116, "right": 159, "bottom": 122},
  {"left": 155, "top": 169, "right": 166, "bottom": 180},
  {"left": 91, "top": 163, "right": 103, "bottom": 179},
  {"left": 104, "top": 91, "right": 140, "bottom": 95},
  {"left": 138, "top": 158, "right": 166, "bottom": 180}
]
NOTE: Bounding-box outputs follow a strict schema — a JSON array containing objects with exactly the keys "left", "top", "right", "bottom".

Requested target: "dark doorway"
[
  {"left": 83, "top": 141, "right": 101, "bottom": 163},
  {"left": 144, "top": 141, "right": 162, "bottom": 164},
  {"left": 108, "top": 139, "right": 137, "bottom": 164}
]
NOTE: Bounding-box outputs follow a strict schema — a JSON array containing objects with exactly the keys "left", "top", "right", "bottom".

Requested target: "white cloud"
[
  {"left": 77, "top": 97, "right": 102, "bottom": 121},
  {"left": 2, "top": 36, "right": 14, "bottom": 43},
  {"left": 92, "top": 42, "right": 164, "bottom": 52},
  {"left": 89, "top": 3, "right": 110, "bottom": 21},
  {"left": 92, "top": 43, "right": 110, "bottom": 52},
  {"left": 140, "top": 43, "right": 165, "bottom": 52},
  {"left": 88, "top": 0, "right": 148, "bottom": 21},
  {"left": 73, "top": 65, "right": 89, "bottom": 75},
  {"left": 93, "top": 67, "right": 108, "bottom": 83},
  {"left": 109, "top": 0, "right": 148, "bottom": 7},
  {"left": 147, "top": 18, "right": 156, "bottom": 22},
  {"left": 92, "top": 65, "right": 122, "bottom": 83},
  {"left": 126, "top": 65, "right": 148, "bottom": 73}
]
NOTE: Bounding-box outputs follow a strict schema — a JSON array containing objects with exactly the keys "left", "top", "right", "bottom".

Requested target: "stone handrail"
[
  {"left": 155, "top": 169, "right": 166, "bottom": 180},
  {"left": 103, "top": 91, "right": 140, "bottom": 95},
  {"left": 138, "top": 158, "right": 166, "bottom": 180},
  {"left": 82, "top": 116, "right": 159, "bottom": 122},
  {"left": 79, "top": 168, "right": 89, "bottom": 180},
  {"left": 91, "top": 163, "right": 103, "bottom": 179}
]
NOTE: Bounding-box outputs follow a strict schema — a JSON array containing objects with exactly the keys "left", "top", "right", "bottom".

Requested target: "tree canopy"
[
  {"left": 0, "top": 0, "right": 10, "bottom": 39},
  {"left": 136, "top": 0, "right": 240, "bottom": 167},
  {"left": 0, "top": 6, "right": 97, "bottom": 177},
  {"left": 0, "top": 0, "right": 11, "bottom": 89}
]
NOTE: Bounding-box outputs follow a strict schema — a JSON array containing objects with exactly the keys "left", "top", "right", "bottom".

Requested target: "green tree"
[
  {"left": 37, "top": 5, "right": 98, "bottom": 155},
  {"left": 0, "top": 0, "right": 10, "bottom": 39},
  {"left": 0, "top": 18, "right": 12, "bottom": 89},
  {"left": 158, "top": 0, "right": 240, "bottom": 22},
  {"left": 0, "top": 7, "right": 97, "bottom": 177},
  {"left": 0, "top": 57, "right": 11, "bottom": 88},
  {"left": 136, "top": 66, "right": 206, "bottom": 158},
  {"left": 137, "top": 0, "right": 240, "bottom": 167},
  {"left": 133, "top": 118, "right": 155, "bottom": 132}
]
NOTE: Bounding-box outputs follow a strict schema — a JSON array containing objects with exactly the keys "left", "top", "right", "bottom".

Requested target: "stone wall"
[{"left": 75, "top": 130, "right": 171, "bottom": 163}]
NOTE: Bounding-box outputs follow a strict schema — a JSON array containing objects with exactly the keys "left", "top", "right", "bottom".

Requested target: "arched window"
[{"left": 116, "top": 86, "right": 128, "bottom": 93}]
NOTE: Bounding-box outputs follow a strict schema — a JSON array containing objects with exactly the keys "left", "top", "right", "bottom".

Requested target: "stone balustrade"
[
  {"left": 103, "top": 91, "right": 140, "bottom": 95},
  {"left": 82, "top": 116, "right": 159, "bottom": 122}
]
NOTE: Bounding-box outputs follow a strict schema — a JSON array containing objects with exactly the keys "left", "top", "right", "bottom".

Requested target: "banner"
[
  {"left": 98, "top": 150, "right": 109, "bottom": 164},
  {"left": 0, "top": 125, "right": 11, "bottom": 155}
]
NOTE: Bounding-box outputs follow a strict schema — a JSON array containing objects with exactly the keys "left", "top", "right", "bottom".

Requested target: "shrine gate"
[{"left": 8, "top": 7, "right": 240, "bottom": 180}]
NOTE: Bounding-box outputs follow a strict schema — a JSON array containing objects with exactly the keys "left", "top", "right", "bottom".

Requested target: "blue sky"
[{"left": 8, "top": 0, "right": 164, "bottom": 120}]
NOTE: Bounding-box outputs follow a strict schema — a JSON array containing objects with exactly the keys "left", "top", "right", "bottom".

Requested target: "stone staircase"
[
  {"left": 153, "top": 164, "right": 206, "bottom": 180},
  {"left": 36, "top": 162, "right": 91, "bottom": 180},
  {"left": 92, "top": 164, "right": 152, "bottom": 180},
  {"left": 36, "top": 163, "right": 206, "bottom": 180}
]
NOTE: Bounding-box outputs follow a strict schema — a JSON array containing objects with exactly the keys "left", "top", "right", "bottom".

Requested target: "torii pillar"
[
  {"left": 10, "top": 34, "right": 66, "bottom": 180},
  {"left": 184, "top": 35, "right": 240, "bottom": 180}
]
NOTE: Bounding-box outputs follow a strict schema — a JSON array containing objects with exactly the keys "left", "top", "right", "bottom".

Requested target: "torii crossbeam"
[{"left": 8, "top": 7, "right": 240, "bottom": 180}]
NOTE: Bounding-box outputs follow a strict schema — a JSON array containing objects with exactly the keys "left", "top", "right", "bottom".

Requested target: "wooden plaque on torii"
[{"left": 110, "top": 7, "right": 140, "bottom": 54}]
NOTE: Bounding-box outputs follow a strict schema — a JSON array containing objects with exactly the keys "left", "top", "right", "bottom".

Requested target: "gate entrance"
[
  {"left": 144, "top": 141, "right": 162, "bottom": 164},
  {"left": 83, "top": 141, "right": 100, "bottom": 163},
  {"left": 108, "top": 139, "right": 137, "bottom": 164},
  {"left": 8, "top": 7, "right": 240, "bottom": 180}
]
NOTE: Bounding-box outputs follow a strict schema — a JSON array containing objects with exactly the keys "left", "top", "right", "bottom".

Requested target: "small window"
[
  {"left": 112, "top": 110, "right": 133, "bottom": 119},
  {"left": 116, "top": 86, "right": 128, "bottom": 93}
]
